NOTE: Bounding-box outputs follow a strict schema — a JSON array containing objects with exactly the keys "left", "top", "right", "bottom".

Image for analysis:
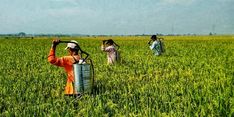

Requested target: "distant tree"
[{"left": 18, "top": 32, "right": 26, "bottom": 37}]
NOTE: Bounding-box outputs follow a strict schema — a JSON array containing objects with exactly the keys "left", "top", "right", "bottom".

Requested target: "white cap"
[{"left": 65, "top": 40, "right": 79, "bottom": 50}]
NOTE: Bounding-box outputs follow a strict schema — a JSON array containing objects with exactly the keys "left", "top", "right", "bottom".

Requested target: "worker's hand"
[
  {"left": 102, "top": 40, "right": 106, "bottom": 44},
  {"left": 52, "top": 39, "right": 60, "bottom": 46},
  {"left": 148, "top": 41, "right": 151, "bottom": 45}
]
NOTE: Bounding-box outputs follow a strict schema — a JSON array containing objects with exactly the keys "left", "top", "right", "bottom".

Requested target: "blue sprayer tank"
[{"left": 73, "top": 60, "right": 94, "bottom": 94}]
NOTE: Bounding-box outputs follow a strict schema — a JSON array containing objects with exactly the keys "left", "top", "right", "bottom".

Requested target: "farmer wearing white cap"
[{"left": 48, "top": 39, "right": 81, "bottom": 96}]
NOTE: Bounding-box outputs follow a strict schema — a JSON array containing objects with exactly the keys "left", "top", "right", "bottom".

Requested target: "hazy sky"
[{"left": 0, "top": 0, "right": 233, "bottom": 35}]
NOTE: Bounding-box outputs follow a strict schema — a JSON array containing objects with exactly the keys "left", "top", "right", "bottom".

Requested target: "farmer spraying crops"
[
  {"left": 48, "top": 39, "right": 89, "bottom": 96},
  {"left": 148, "top": 35, "right": 165, "bottom": 56},
  {"left": 101, "top": 39, "right": 120, "bottom": 64}
]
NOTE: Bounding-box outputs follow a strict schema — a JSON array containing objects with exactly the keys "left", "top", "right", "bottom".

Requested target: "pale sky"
[{"left": 0, "top": 0, "right": 233, "bottom": 35}]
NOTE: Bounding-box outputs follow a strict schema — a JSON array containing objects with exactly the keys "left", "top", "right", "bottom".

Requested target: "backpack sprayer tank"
[
  {"left": 73, "top": 59, "right": 94, "bottom": 94},
  {"left": 60, "top": 41, "right": 94, "bottom": 94}
]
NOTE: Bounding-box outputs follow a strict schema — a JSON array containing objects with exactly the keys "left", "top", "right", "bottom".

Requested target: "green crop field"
[{"left": 0, "top": 35, "right": 234, "bottom": 116}]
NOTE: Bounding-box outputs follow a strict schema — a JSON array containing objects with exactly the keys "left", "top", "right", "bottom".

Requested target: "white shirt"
[
  {"left": 101, "top": 45, "right": 118, "bottom": 64},
  {"left": 150, "top": 40, "right": 161, "bottom": 56}
]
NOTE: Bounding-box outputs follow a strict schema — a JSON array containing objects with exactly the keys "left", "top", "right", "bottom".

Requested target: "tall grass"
[{"left": 0, "top": 35, "right": 233, "bottom": 116}]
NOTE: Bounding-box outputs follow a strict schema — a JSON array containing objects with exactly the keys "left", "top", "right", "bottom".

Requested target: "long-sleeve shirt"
[
  {"left": 150, "top": 40, "right": 161, "bottom": 56},
  {"left": 48, "top": 48, "right": 80, "bottom": 94},
  {"left": 101, "top": 45, "right": 118, "bottom": 64}
]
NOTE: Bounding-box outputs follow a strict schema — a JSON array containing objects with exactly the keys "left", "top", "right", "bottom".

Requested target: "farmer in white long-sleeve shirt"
[
  {"left": 101, "top": 39, "right": 120, "bottom": 64},
  {"left": 148, "top": 35, "right": 162, "bottom": 56}
]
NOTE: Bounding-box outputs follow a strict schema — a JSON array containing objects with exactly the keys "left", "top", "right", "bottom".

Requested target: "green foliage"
[{"left": 0, "top": 36, "right": 234, "bottom": 116}]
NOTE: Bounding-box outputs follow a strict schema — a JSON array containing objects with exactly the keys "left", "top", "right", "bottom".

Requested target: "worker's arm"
[
  {"left": 101, "top": 40, "right": 107, "bottom": 52},
  {"left": 149, "top": 41, "right": 156, "bottom": 50},
  {"left": 48, "top": 39, "right": 66, "bottom": 67},
  {"left": 102, "top": 45, "right": 115, "bottom": 53},
  {"left": 148, "top": 40, "right": 152, "bottom": 46}
]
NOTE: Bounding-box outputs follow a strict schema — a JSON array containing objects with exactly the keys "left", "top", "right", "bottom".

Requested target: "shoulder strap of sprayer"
[
  {"left": 72, "top": 56, "right": 79, "bottom": 64},
  {"left": 79, "top": 48, "right": 89, "bottom": 63}
]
